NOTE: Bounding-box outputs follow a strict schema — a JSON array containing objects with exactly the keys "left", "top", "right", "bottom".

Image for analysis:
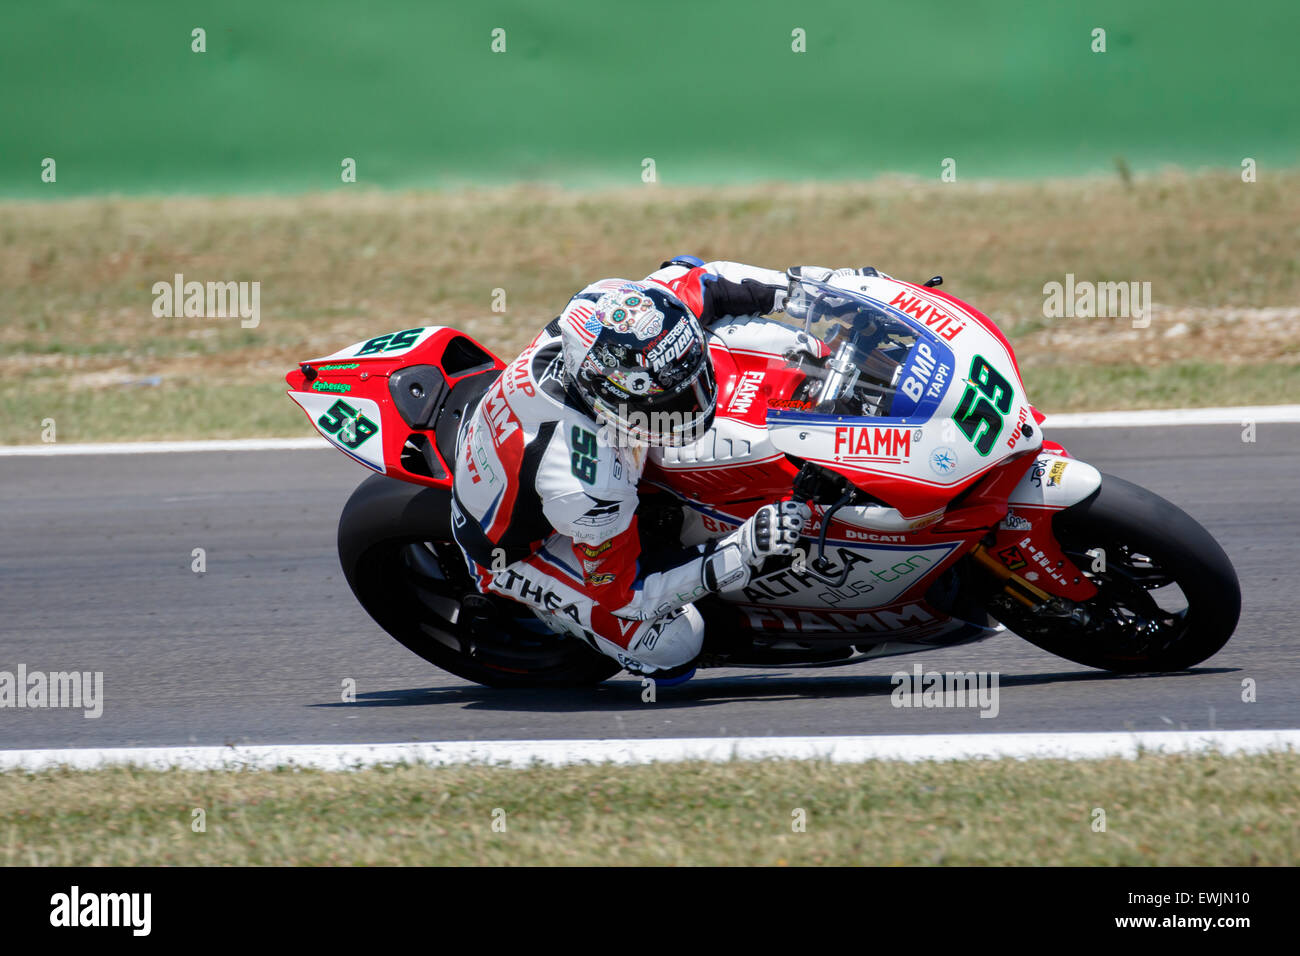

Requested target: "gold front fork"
[{"left": 968, "top": 542, "right": 1054, "bottom": 608}]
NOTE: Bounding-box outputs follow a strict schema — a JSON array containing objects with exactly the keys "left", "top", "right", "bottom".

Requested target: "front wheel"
[{"left": 991, "top": 473, "right": 1240, "bottom": 672}]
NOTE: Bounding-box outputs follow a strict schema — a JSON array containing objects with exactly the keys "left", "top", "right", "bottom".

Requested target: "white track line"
[
  {"left": 1043, "top": 404, "right": 1300, "bottom": 429},
  {"left": 1, "top": 731, "right": 1296, "bottom": 772},
  {"left": 2, "top": 405, "right": 1297, "bottom": 456},
  {"left": 0, "top": 436, "right": 329, "bottom": 457}
]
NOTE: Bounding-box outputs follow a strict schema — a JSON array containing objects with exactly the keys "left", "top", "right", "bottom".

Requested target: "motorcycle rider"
[{"left": 450, "top": 257, "right": 834, "bottom": 681}]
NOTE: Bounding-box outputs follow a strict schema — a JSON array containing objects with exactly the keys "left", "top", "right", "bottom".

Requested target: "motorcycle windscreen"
[{"left": 769, "top": 284, "right": 957, "bottom": 425}]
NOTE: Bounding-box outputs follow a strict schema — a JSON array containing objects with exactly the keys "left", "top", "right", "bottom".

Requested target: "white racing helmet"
[{"left": 558, "top": 281, "right": 716, "bottom": 447}]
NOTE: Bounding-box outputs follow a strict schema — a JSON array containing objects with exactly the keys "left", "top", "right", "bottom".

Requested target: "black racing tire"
[
  {"left": 994, "top": 473, "right": 1240, "bottom": 672},
  {"left": 337, "top": 474, "right": 621, "bottom": 688}
]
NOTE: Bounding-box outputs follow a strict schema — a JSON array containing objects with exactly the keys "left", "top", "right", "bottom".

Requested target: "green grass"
[
  {"left": 1022, "top": 362, "right": 1300, "bottom": 413},
  {"left": 2, "top": 362, "right": 1291, "bottom": 445},
  {"left": 3, "top": 170, "right": 1298, "bottom": 444},
  {"left": 3, "top": 752, "right": 1297, "bottom": 865},
  {"left": 0, "top": 381, "right": 302, "bottom": 445}
]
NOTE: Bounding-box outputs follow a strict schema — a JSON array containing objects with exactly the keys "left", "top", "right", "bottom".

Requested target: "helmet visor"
[{"left": 595, "top": 354, "right": 716, "bottom": 447}]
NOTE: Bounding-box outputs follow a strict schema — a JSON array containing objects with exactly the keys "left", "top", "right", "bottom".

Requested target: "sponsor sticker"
[
  {"left": 1031, "top": 457, "right": 1067, "bottom": 488},
  {"left": 843, "top": 528, "right": 908, "bottom": 543},
  {"left": 832, "top": 426, "right": 915, "bottom": 463},
  {"left": 897, "top": 340, "right": 953, "bottom": 410},
  {"left": 997, "top": 544, "right": 1028, "bottom": 571},
  {"left": 726, "top": 371, "right": 765, "bottom": 414},
  {"left": 645, "top": 320, "right": 694, "bottom": 369},
  {"left": 1005, "top": 406, "right": 1030, "bottom": 448},
  {"left": 484, "top": 388, "right": 520, "bottom": 445},
  {"left": 572, "top": 497, "right": 622, "bottom": 531},
  {"left": 1000, "top": 510, "right": 1033, "bottom": 531},
  {"left": 491, "top": 567, "right": 584, "bottom": 625},
  {"left": 930, "top": 446, "right": 958, "bottom": 475},
  {"left": 1017, "top": 535, "right": 1073, "bottom": 587},
  {"left": 577, "top": 541, "right": 612, "bottom": 559},
  {"left": 739, "top": 601, "right": 940, "bottom": 635},
  {"left": 887, "top": 290, "right": 967, "bottom": 341}
]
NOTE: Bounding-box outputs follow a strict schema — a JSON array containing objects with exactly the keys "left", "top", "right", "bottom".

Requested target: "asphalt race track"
[{"left": 1, "top": 424, "right": 1296, "bottom": 750}]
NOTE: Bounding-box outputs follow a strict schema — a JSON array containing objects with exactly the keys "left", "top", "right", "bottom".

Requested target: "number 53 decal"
[
  {"left": 318, "top": 399, "right": 379, "bottom": 449},
  {"left": 951, "top": 354, "right": 1013, "bottom": 456}
]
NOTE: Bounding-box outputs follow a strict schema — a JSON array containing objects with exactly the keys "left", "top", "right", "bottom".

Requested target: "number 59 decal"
[
  {"left": 570, "top": 426, "right": 598, "bottom": 483},
  {"left": 951, "top": 355, "right": 1013, "bottom": 456},
  {"left": 317, "top": 399, "right": 379, "bottom": 449}
]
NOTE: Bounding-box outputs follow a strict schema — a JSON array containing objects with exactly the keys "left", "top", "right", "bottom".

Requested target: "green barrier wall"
[{"left": 3, "top": 0, "right": 1298, "bottom": 196}]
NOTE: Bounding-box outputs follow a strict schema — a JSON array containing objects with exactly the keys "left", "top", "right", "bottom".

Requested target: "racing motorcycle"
[{"left": 285, "top": 271, "right": 1240, "bottom": 687}]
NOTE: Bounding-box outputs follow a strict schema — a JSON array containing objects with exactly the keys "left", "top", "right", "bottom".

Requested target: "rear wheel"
[
  {"left": 338, "top": 475, "right": 621, "bottom": 688},
  {"left": 991, "top": 473, "right": 1240, "bottom": 672}
]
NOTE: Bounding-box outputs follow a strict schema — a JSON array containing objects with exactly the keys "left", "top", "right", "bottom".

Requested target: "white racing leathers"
[{"left": 450, "top": 260, "right": 788, "bottom": 673}]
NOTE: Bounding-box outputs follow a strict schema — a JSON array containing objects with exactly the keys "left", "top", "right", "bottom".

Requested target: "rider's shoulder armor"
[
  {"left": 535, "top": 420, "right": 644, "bottom": 545},
  {"left": 479, "top": 322, "right": 644, "bottom": 546},
  {"left": 498, "top": 323, "right": 571, "bottom": 414}
]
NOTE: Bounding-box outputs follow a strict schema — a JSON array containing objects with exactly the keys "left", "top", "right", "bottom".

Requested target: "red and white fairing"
[
  {"left": 285, "top": 325, "right": 504, "bottom": 482},
  {"left": 284, "top": 271, "right": 1104, "bottom": 651},
  {"left": 647, "top": 272, "right": 1101, "bottom": 641}
]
